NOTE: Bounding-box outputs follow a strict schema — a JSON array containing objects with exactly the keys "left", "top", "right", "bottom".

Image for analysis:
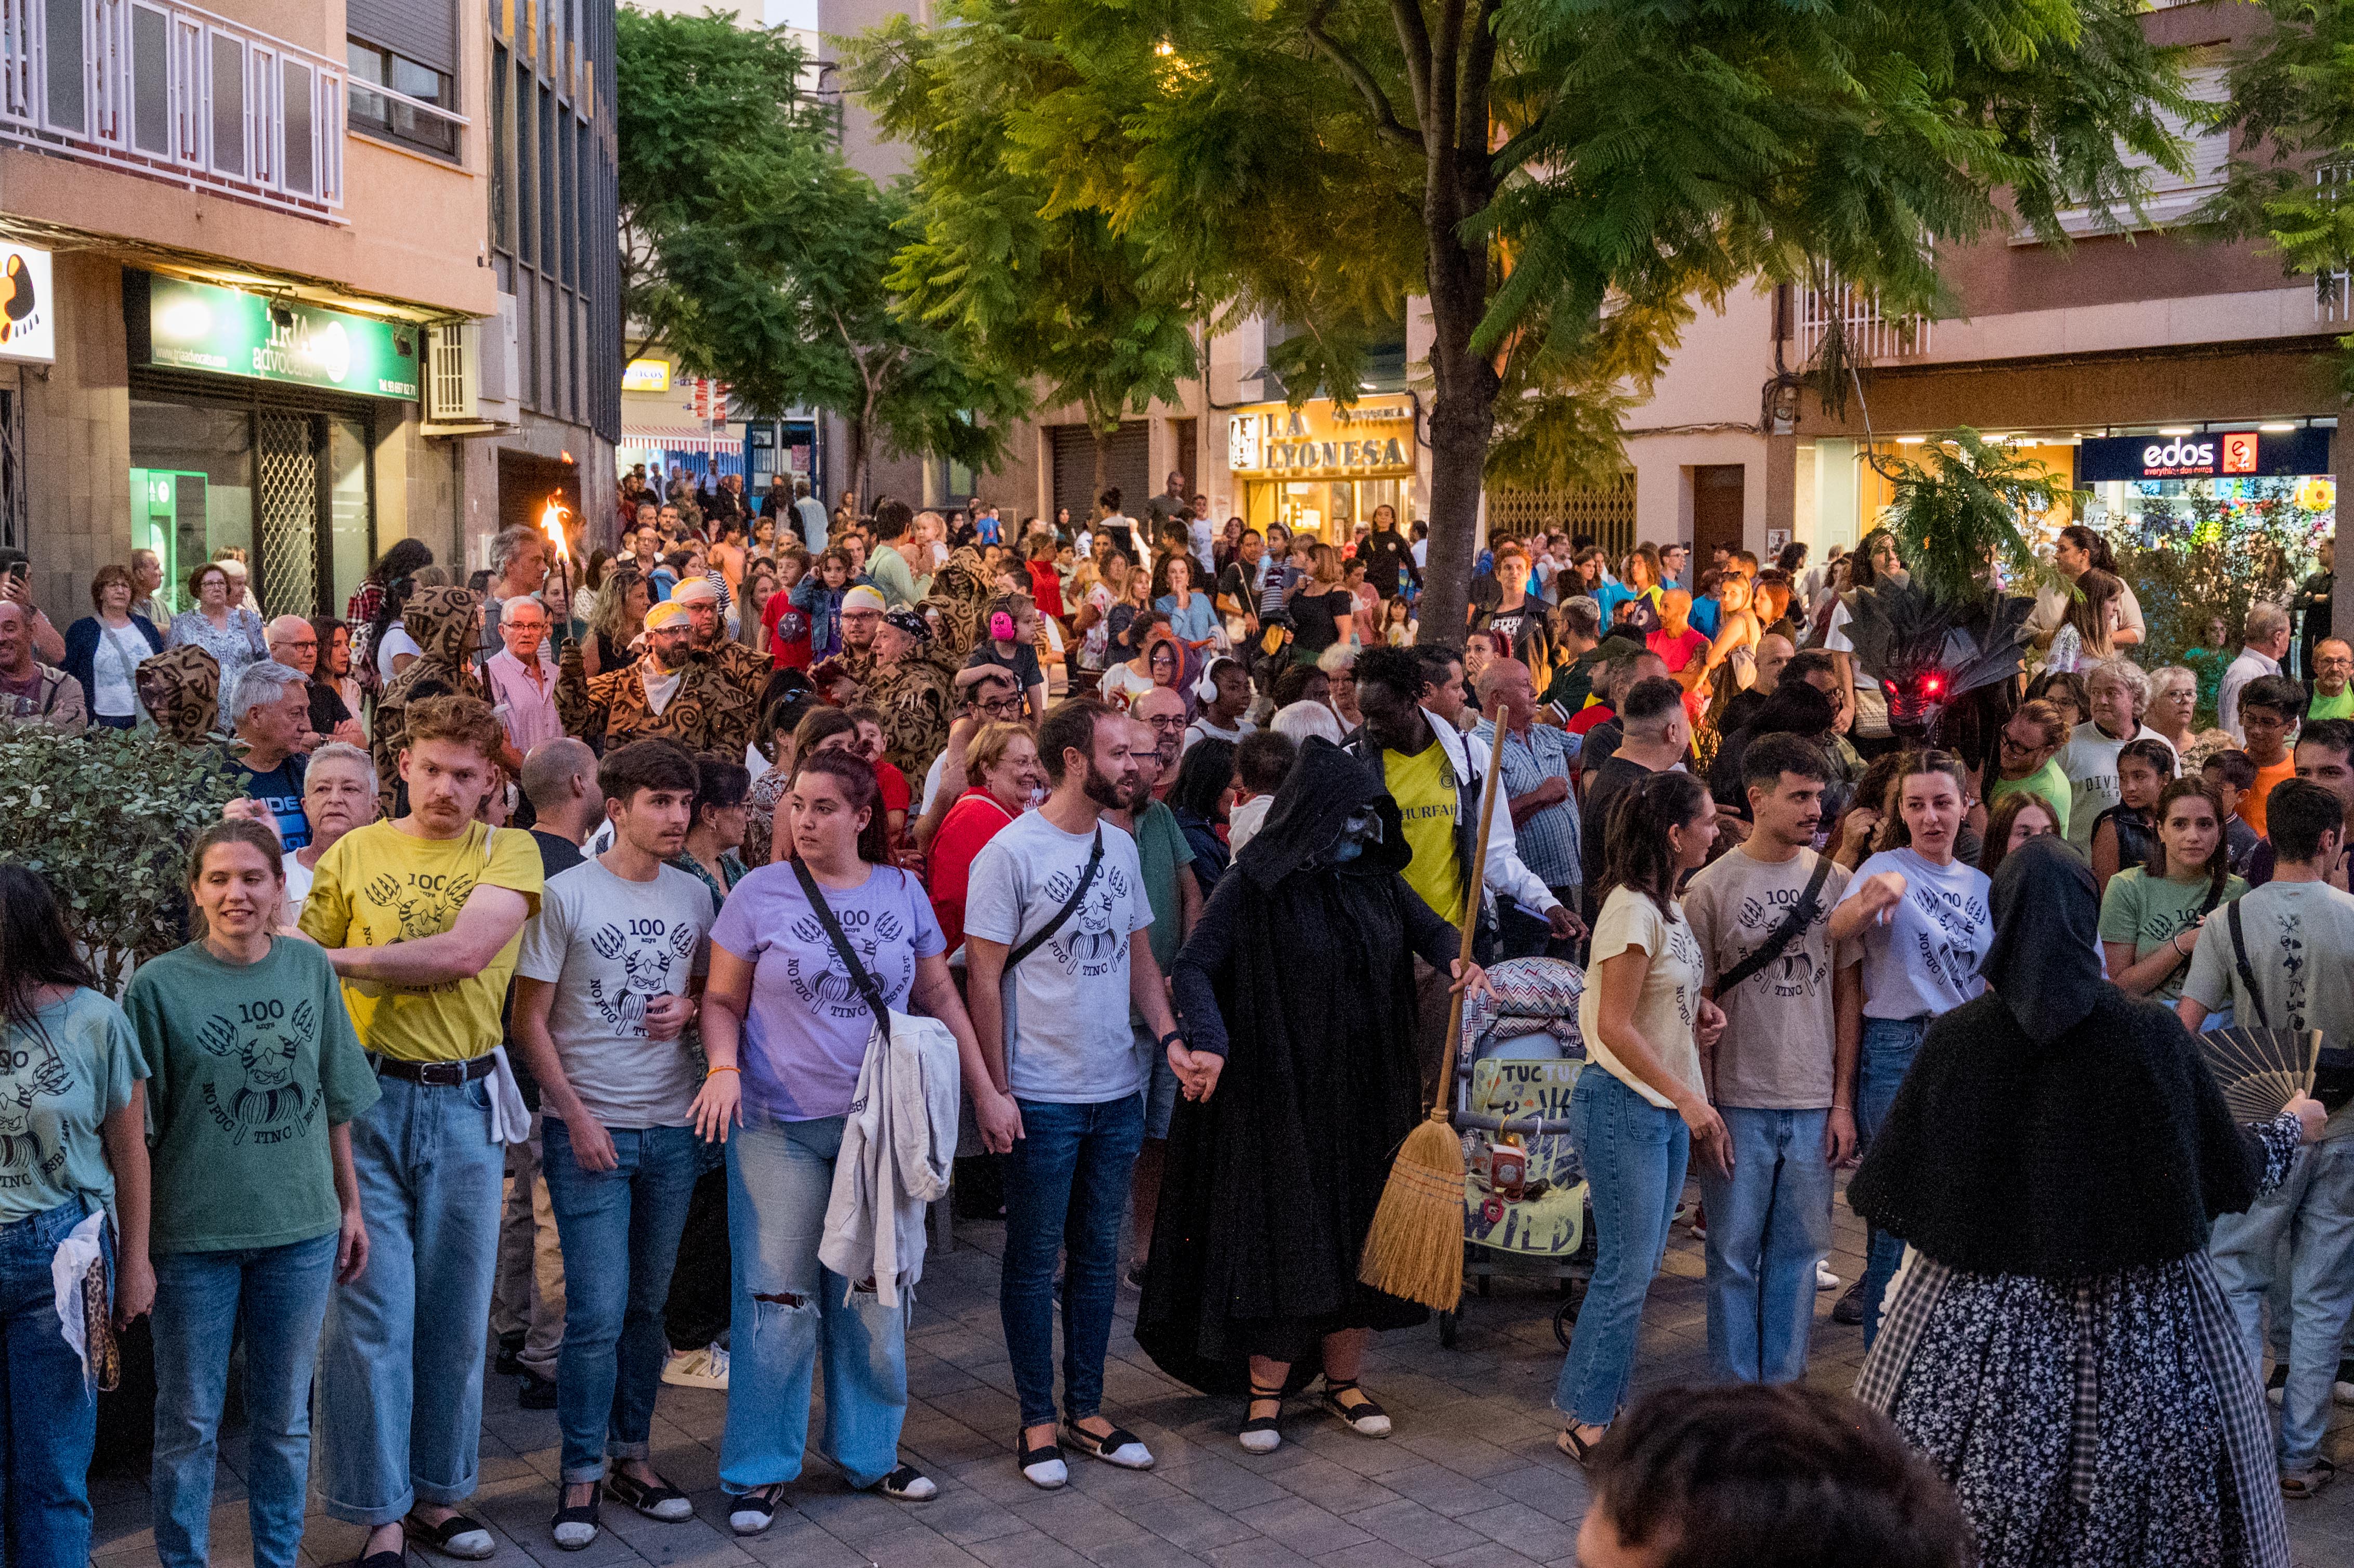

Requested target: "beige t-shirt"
[
  {"left": 1578, "top": 887, "right": 1706, "bottom": 1109},
  {"left": 1681, "top": 846, "right": 1855, "bottom": 1110}
]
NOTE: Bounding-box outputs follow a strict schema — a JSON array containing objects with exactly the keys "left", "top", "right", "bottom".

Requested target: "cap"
[
  {"left": 882, "top": 608, "right": 932, "bottom": 643},
  {"left": 643, "top": 599, "right": 691, "bottom": 632},
  {"left": 841, "top": 584, "right": 887, "bottom": 615}
]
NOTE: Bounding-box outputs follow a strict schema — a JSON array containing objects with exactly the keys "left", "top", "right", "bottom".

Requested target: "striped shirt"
[{"left": 1473, "top": 717, "right": 1582, "bottom": 892}]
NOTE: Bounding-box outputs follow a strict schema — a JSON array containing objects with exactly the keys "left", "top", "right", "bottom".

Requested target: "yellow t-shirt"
[
  {"left": 298, "top": 820, "right": 544, "bottom": 1063},
  {"left": 1385, "top": 741, "right": 1466, "bottom": 922}
]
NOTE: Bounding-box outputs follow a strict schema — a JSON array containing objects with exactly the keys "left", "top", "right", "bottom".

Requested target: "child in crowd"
[
  {"left": 2089, "top": 737, "right": 2174, "bottom": 895},
  {"left": 2204, "top": 749, "right": 2264, "bottom": 878}
]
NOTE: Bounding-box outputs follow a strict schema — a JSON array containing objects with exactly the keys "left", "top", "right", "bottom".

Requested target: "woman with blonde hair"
[
  {"left": 2042, "top": 567, "right": 2123, "bottom": 675},
  {"left": 582, "top": 566, "right": 650, "bottom": 678}
]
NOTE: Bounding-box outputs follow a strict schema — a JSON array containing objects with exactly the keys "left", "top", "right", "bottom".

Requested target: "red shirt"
[
  {"left": 875, "top": 759, "right": 912, "bottom": 817},
  {"left": 1647, "top": 625, "right": 1709, "bottom": 675},
  {"left": 764, "top": 586, "right": 813, "bottom": 669},
  {"left": 926, "top": 787, "right": 1017, "bottom": 952},
  {"left": 1026, "top": 558, "right": 1066, "bottom": 619},
  {"left": 1564, "top": 702, "right": 1616, "bottom": 740}
]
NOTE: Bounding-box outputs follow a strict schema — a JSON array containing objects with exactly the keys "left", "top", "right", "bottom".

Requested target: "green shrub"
[{"left": 0, "top": 726, "right": 242, "bottom": 989}]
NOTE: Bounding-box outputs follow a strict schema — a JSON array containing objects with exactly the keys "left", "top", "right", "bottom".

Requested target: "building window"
[
  {"left": 490, "top": 45, "right": 512, "bottom": 253},
  {"left": 347, "top": 39, "right": 459, "bottom": 159}
]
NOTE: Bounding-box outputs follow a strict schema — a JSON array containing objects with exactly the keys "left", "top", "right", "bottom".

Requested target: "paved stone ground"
[{"left": 91, "top": 1178, "right": 2354, "bottom": 1568}]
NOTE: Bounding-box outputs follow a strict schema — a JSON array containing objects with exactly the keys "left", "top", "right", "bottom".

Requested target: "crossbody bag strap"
[
  {"left": 1007, "top": 828, "right": 1104, "bottom": 971},
  {"left": 2226, "top": 897, "right": 2271, "bottom": 1031},
  {"left": 790, "top": 856, "right": 891, "bottom": 1026},
  {"left": 1714, "top": 853, "right": 1838, "bottom": 996}
]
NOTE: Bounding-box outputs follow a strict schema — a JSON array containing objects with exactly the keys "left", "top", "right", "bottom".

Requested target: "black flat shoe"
[
  {"left": 551, "top": 1487, "right": 600, "bottom": 1551},
  {"left": 357, "top": 1548, "right": 406, "bottom": 1568},
  {"left": 1062, "top": 1421, "right": 1154, "bottom": 1470},
  {"left": 729, "top": 1483, "right": 790, "bottom": 1536},
  {"left": 403, "top": 1511, "right": 495, "bottom": 1561},
  {"left": 517, "top": 1371, "right": 557, "bottom": 1409},
  {"left": 605, "top": 1469, "right": 694, "bottom": 1522}
]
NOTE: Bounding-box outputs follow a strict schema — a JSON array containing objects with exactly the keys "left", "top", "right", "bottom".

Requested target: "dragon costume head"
[{"left": 1843, "top": 577, "right": 2033, "bottom": 744}]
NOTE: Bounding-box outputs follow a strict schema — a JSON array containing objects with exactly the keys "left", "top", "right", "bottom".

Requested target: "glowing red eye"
[{"left": 1924, "top": 675, "right": 1943, "bottom": 694}]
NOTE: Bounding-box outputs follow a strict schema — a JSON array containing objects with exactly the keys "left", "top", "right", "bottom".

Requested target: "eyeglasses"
[
  {"left": 976, "top": 696, "right": 1024, "bottom": 717},
  {"left": 1998, "top": 733, "right": 2047, "bottom": 753},
  {"left": 1143, "top": 714, "right": 1189, "bottom": 731}
]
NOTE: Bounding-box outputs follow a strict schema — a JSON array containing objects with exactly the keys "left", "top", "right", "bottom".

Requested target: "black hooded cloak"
[
  {"left": 1847, "top": 837, "right": 2265, "bottom": 1277},
  {"left": 1134, "top": 739, "right": 1461, "bottom": 1393}
]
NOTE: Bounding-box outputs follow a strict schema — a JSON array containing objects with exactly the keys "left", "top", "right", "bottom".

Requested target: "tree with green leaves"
[
  {"left": 617, "top": 7, "right": 1017, "bottom": 499},
  {"left": 2211, "top": 0, "right": 2354, "bottom": 385},
  {"left": 848, "top": 0, "right": 2188, "bottom": 638}
]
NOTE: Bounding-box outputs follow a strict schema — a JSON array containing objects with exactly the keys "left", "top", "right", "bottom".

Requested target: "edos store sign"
[{"left": 2077, "top": 428, "right": 2334, "bottom": 481}]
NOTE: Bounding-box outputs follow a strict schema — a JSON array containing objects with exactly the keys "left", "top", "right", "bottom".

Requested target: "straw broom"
[{"left": 1358, "top": 718, "right": 1509, "bottom": 1313}]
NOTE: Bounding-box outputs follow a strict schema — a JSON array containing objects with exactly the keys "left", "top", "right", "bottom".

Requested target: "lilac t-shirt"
[{"left": 710, "top": 861, "right": 946, "bottom": 1122}]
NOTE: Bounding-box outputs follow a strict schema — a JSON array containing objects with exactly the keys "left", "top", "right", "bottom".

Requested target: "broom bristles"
[{"left": 1358, "top": 1110, "right": 1467, "bottom": 1312}]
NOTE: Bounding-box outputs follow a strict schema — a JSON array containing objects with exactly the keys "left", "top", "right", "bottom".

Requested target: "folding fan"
[{"left": 2197, "top": 1028, "right": 2326, "bottom": 1123}]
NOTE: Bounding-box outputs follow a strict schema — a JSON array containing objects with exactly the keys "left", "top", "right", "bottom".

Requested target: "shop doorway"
[{"left": 1691, "top": 464, "right": 1746, "bottom": 571}]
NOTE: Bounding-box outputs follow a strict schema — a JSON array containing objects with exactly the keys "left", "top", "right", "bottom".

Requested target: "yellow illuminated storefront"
[{"left": 1227, "top": 397, "right": 1418, "bottom": 542}]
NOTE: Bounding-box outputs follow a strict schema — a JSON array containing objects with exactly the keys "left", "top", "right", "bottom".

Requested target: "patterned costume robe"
[
  {"left": 371, "top": 584, "right": 489, "bottom": 814},
  {"left": 557, "top": 643, "right": 756, "bottom": 757}
]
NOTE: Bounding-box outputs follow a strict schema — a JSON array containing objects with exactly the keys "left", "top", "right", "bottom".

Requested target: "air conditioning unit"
[{"left": 423, "top": 295, "right": 520, "bottom": 436}]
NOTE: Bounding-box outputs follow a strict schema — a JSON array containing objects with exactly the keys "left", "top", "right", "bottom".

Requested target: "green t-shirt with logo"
[
  {"left": 125, "top": 937, "right": 379, "bottom": 1253},
  {"left": 2097, "top": 867, "right": 2250, "bottom": 1005},
  {"left": 2311, "top": 687, "right": 2354, "bottom": 721},
  {"left": 0, "top": 988, "right": 146, "bottom": 1224}
]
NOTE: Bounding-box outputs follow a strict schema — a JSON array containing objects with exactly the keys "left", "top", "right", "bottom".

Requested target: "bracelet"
[
  {"left": 705, "top": 1065, "right": 740, "bottom": 1078},
  {"left": 1157, "top": 1030, "right": 1186, "bottom": 1050}
]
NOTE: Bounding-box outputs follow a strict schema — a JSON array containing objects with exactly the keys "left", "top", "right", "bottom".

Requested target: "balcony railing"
[
  {"left": 1798, "top": 280, "right": 1932, "bottom": 363},
  {"left": 0, "top": 0, "right": 344, "bottom": 221}
]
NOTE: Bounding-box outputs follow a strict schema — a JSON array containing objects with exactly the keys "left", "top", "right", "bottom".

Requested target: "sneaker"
[
  {"left": 1816, "top": 1262, "right": 1841, "bottom": 1291},
  {"left": 1689, "top": 1204, "right": 1707, "bottom": 1242},
  {"left": 662, "top": 1343, "right": 730, "bottom": 1391},
  {"left": 517, "top": 1371, "right": 557, "bottom": 1409},
  {"left": 2269, "top": 1364, "right": 2289, "bottom": 1406},
  {"left": 1830, "top": 1278, "right": 1867, "bottom": 1326}
]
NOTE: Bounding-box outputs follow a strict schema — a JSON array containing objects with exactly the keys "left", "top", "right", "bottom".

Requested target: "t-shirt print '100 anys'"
[{"left": 963, "top": 812, "right": 1156, "bottom": 1106}]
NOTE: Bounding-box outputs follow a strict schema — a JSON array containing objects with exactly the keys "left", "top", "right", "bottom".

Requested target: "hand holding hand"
[
  {"left": 1695, "top": 996, "right": 1728, "bottom": 1051},
  {"left": 1168, "top": 1042, "right": 1223, "bottom": 1103},
  {"left": 1825, "top": 1106, "right": 1857, "bottom": 1164},
  {"left": 975, "top": 1089, "right": 1024, "bottom": 1153}
]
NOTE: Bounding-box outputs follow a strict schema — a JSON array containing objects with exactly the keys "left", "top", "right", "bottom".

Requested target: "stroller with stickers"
[{"left": 1439, "top": 957, "right": 1594, "bottom": 1349}]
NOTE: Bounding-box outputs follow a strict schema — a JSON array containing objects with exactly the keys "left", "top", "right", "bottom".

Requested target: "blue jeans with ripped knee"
[{"left": 717, "top": 1116, "right": 907, "bottom": 1493}]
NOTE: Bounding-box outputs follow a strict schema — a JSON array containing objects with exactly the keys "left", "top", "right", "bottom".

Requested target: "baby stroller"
[{"left": 1440, "top": 957, "right": 1594, "bottom": 1349}]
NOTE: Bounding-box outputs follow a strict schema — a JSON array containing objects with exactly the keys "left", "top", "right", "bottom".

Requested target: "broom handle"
[{"left": 1430, "top": 718, "right": 1513, "bottom": 1122}]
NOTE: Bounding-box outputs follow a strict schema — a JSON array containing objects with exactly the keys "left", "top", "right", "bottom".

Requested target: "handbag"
[{"left": 1713, "top": 854, "right": 1837, "bottom": 995}]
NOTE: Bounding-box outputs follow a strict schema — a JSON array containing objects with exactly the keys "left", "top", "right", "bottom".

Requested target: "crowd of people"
[{"left": 0, "top": 484, "right": 2346, "bottom": 1568}]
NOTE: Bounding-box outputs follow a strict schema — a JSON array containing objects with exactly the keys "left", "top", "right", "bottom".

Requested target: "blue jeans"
[
  {"left": 2211, "top": 1137, "right": 2354, "bottom": 1469},
  {"left": 1696, "top": 1106, "right": 1832, "bottom": 1384},
  {"left": 542, "top": 1119, "right": 701, "bottom": 1483},
  {"left": 1856, "top": 1015, "right": 1927, "bottom": 1348},
  {"left": 720, "top": 1116, "right": 908, "bottom": 1493},
  {"left": 0, "top": 1197, "right": 103, "bottom": 1568},
  {"left": 151, "top": 1233, "right": 338, "bottom": 1568},
  {"left": 317, "top": 1072, "right": 506, "bottom": 1525},
  {"left": 1555, "top": 1070, "right": 1689, "bottom": 1427},
  {"left": 1001, "top": 1093, "right": 1146, "bottom": 1429}
]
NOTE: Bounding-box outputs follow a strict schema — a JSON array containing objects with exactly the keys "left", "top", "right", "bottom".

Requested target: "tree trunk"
[{"left": 1415, "top": 160, "right": 1499, "bottom": 646}]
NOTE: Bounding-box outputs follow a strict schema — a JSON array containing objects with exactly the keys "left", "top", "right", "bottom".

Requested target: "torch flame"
[{"left": 538, "top": 494, "right": 571, "bottom": 564}]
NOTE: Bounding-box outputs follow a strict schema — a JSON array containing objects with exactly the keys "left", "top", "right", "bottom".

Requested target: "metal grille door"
[{"left": 257, "top": 410, "right": 318, "bottom": 617}]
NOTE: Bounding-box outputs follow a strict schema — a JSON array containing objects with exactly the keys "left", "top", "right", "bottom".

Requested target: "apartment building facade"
[{"left": 0, "top": 0, "right": 618, "bottom": 625}]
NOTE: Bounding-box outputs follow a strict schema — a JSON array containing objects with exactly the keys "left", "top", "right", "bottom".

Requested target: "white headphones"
[{"left": 1194, "top": 656, "right": 1236, "bottom": 702}]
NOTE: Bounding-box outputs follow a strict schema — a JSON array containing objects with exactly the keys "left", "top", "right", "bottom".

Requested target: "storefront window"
[
  {"left": 1245, "top": 477, "right": 1411, "bottom": 543},
  {"left": 130, "top": 398, "right": 253, "bottom": 617}
]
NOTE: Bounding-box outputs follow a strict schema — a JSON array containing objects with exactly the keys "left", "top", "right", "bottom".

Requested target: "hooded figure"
[
  {"left": 372, "top": 584, "right": 488, "bottom": 812},
  {"left": 1849, "top": 836, "right": 2305, "bottom": 1568},
  {"left": 136, "top": 644, "right": 221, "bottom": 744},
  {"left": 1136, "top": 738, "right": 1466, "bottom": 1428}
]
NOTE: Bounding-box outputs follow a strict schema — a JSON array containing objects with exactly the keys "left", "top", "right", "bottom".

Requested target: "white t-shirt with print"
[
  {"left": 1577, "top": 887, "right": 1706, "bottom": 1109},
  {"left": 963, "top": 812, "right": 1154, "bottom": 1104},
  {"left": 1836, "top": 848, "right": 1992, "bottom": 1020}
]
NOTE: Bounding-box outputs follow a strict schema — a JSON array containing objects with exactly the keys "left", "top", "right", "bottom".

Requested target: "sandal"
[
  {"left": 728, "top": 1483, "right": 791, "bottom": 1537},
  {"left": 550, "top": 1485, "right": 600, "bottom": 1551},
  {"left": 1019, "top": 1430, "right": 1069, "bottom": 1490},
  {"left": 403, "top": 1511, "right": 496, "bottom": 1561},
  {"left": 1557, "top": 1426, "right": 1604, "bottom": 1469},
  {"left": 604, "top": 1468, "right": 694, "bottom": 1522},
  {"left": 1318, "top": 1379, "right": 1392, "bottom": 1439},
  {"left": 2283, "top": 1457, "right": 2336, "bottom": 1500},
  {"left": 869, "top": 1462, "right": 938, "bottom": 1502},
  {"left": 1062, "top": 1419, "right": 1155, "bottom": 1470},
  {"left": 1240, "top": 1380, "right": 1285, "bottom": 1456}
]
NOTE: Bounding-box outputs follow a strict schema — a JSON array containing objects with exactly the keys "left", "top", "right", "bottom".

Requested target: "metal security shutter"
[
  {"left": 1050, "top": 422, "right": 1149, "bottom": 522},
  {"left": 349, "top": 0, "right": 457, "bottom": 76},
  {"left": 257, "top": 410, "right": 319, "bottom": 619}
]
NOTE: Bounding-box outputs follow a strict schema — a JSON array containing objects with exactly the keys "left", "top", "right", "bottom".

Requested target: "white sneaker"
[
  {"left": 1816, "top": 1262, "right": 1841, "bottom": 1291},
  {"left": 662, "top": 1342, "right": 729, "bottom": 1390}
]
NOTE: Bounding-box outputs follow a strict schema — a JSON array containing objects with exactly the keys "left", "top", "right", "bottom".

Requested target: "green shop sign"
[{"left": 126, "top": 271, "right": 420, "bottom": 399}]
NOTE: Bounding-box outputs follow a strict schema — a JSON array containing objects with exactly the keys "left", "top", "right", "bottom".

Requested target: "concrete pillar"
[
  {"left": 2336, "top": 421, "right": 2353, "bottom": 645},
  {"left": 1761, "top": 432, "right": 1797, "bottom": 558}
]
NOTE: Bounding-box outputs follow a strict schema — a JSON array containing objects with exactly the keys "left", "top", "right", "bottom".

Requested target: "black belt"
[{"left": 371, "top": 1054, "right": 495, "bottom": 1086}]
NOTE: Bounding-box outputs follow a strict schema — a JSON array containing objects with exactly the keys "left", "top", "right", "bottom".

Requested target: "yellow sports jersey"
[
  {"left": 1384, "top": 741, "right": 1466, "bottom": 922},
  {"left": 298, "top": 820, "right": 544, "bottom": 1062}
]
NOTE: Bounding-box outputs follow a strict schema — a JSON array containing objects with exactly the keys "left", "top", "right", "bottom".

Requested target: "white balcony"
[
  {"left": 1798, "top": 280, "right": 1933, "bottom": 364},
  {"left": 0, "top": 0, "right": 344, "bottom": 221}
]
